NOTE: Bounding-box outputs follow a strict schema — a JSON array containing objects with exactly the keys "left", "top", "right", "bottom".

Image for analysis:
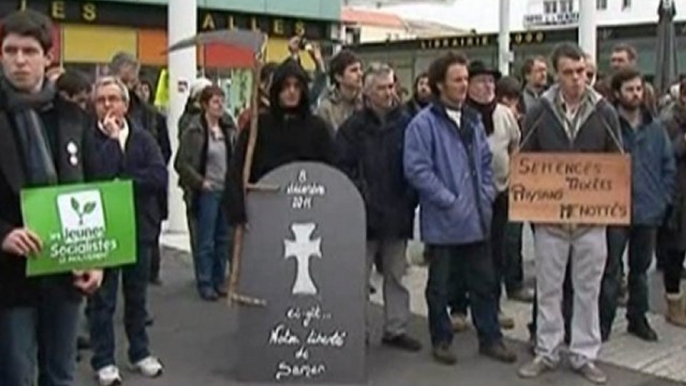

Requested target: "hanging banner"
[{"left": 509, "top": 153, "right": 632, "bottom": 225}]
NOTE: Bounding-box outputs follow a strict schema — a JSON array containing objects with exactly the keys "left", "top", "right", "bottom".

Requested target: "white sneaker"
[
  {"left": 131, "top": 356, "right": 164, "bottom": 378},
  {"left": 96, "top": 365, "right": 122, "bottom": 386}
]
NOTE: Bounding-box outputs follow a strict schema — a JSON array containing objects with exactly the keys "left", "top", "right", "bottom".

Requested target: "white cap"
[{"left": 190, "top": 78, "right": 212, "bottom": 99}]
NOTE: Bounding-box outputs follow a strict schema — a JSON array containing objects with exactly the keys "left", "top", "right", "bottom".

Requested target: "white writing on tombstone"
[{"left": 287, "top": 169, "right": 326, "bottom": 209}]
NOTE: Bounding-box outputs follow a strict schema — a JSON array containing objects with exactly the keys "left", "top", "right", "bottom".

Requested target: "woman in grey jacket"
[{"left": 175, "top": 86, "right": 234, "bottom": 301}]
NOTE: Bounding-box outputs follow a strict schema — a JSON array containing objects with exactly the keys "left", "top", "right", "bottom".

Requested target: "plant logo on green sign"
[{"left": 50, "top": 190, "right": 118, "bottom": 263}]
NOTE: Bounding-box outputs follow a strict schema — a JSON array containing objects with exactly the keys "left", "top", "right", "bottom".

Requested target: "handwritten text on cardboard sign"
[{"left": 509, "top": 153, "right": 631, "bottom": 225}]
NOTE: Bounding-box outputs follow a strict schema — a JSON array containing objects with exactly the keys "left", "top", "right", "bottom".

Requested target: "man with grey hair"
[
  {"left": 88, "top": 76, "right": 168, "bottom": 386},
  {"left": 110, "top": 52, "right": 171, "bottom": 286},
  {"left": 335, "top": 62, "right": 421, "bottom": 351}
]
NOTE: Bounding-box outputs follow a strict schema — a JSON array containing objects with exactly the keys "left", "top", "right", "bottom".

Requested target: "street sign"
[
  {"left": 236, "top": 162, "right": 367, "bottom": 384},
  {"left": 509, "top": 153, "right": 631, "bottom": 225}
]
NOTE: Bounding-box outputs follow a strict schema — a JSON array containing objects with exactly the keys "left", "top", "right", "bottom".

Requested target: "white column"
[
  {"left": 498, "top": 0, "right": 511, "bottom": 75},
  {"left": 165, "top": 0, "right": 197, "bottom": 234},
  {"left": 578, "top": 0, "right": 597, "bottom": 59}
]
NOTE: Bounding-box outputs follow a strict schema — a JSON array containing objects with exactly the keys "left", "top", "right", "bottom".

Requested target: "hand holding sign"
[{"left": 1, "top": 228, "right": 42, "bottom": 257}]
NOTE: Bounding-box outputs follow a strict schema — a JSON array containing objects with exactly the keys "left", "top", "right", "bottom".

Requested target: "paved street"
[{"left": 75, "top": 236, "right": 686, "bottom": 386}]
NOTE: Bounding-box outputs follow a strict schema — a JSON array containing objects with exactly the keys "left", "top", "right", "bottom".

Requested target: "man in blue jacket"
[
  {"left": 88, "top": 76, "right": 168, "bottom": 386},
  {"left": 599, "top": 68, "right": 676, "bottom": 342},
  {"left": 404, "top": 52, "right": 516, "bottom": 365}
]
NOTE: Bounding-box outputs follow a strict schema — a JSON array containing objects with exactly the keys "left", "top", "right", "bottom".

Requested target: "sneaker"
[
  {"left": 498, "top": 312, "right": 515, "bottom": 330},
  {"left": 574, "top": 362, "right": 607, "bottom": 384},
  {"left": 432, "top": 342, "right": 457, "bottom": 365},
  {"left": 450, "top": 313, "right": 468, "bottom": 332},
  {"left": 627, "top": 318, "right": 658, "bottom": 342},
  {"left": 381, "top": 333, "right": 422, "bottom": 352},
  {"left": 508, "top": 287, "right": 535, "bottom": 303},
  {"left": 131, "top": 356, "right": 164, "bottom": 378},
  {"left": 96, "top": 365, "right": 122, "bottom": 386},
  {"left": 518, "top": 356, "right": 555, "bottom": 378},
  {"left": 479, "top": 341, "right": 517, "bottom": 363}
]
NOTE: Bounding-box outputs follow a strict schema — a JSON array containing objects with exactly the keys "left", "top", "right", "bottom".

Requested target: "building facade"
[
  {"left": 3, "top": 0, "right": 340, "bottom": 114},
  {"left": 353, "top": 20, "right": 686, "bottom": 94}
]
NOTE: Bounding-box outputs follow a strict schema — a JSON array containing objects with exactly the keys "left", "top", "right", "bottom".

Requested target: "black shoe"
[
  {"left": 381, "top": 333, "right": 422, "bottom": 352},
  {"left": 479, "top": 341, "right": 517, "bottom": 363},
  {"left": 199, "top": 288, "right": 219, "bottom": 302},
  {"left": 146, "top": 315, "right": 154, "bottom": 327},
  {"left": 215, "top": 285, "right": 229, "bottom": 298},
  {"left": 628, "top": 318, "right": 658, "bottom": 342},
  {"left": 77, "top": 335, "right": 91, "bottom": 350},
  {"left": 432, "top": 343, "right": 456, "bottom": 365},
  {"left": 149, "top": 277, "right": 163, "bottom": 286}
]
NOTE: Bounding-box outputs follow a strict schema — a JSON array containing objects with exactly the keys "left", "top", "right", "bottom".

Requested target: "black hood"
[{"left": 269, "top": 60, "right": 311, "bottom": 119}]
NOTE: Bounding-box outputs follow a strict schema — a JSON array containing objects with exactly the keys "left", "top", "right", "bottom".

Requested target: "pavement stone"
[{"left": 72, "top": 237, "right": 686, "bottom": 386}]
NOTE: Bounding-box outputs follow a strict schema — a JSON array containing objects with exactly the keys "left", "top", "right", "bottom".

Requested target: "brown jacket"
[{"left": 315, "top": 87, "right": 362, "bottom": 136}]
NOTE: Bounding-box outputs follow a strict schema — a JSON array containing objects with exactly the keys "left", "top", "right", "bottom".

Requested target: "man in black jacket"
[
  {"left": 404, "top": 71, "right": 431, "bottom": 118},
  {"left": 0, "top": 10, "right": 103, "bottom": 386},
  {"left": 88, "top": 76, "right": 167, "bottom": 386},
  {"left": 336, "top": 62, "right": 421, "bottom": 352},
  {"left": 109, "top": 52, "right": 171, "bottom": 285},
  {"left": 227, "top": 60, "right": 335, "bottom": 225}
]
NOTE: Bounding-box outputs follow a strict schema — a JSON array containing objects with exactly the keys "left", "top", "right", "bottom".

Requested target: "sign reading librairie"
[
  {"left": 21, "top": 180, "right": 137, "bottom": 276},
  {"left": 509, "top": 153, "right": 631, "bottom": 225},
  {"left": 237, "top": 162, "right": 366, "bottom": 384}
]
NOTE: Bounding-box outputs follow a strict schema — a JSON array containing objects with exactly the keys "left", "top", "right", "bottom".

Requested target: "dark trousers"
[
  {"left": 449, "top": 192, "right": 509, "bottom": 314},
  {"left": 149, "top": 243, "right": 161, "bottom": 282},
  {"left": 663, "top": 249, "right": 686, "bottom": 294},
  {"left": 504, "top": 221, "right": 525, "bottom": 294},
  {"left": 599, "top": 225, "right": 654, "bottom": 337},
  {"left": 88, "top": 245, "right": 152, "bottom": 370},
  {"left": 0, "top": 284, "right": 81, "bottom": 386},
  {"left": 427, "top": 242, "right": 502, "bottom": 348}
]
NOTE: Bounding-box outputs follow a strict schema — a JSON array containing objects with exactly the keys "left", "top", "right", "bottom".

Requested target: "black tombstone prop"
[{"left": 236, "top": 162, "right": 366, "bottom": 384}]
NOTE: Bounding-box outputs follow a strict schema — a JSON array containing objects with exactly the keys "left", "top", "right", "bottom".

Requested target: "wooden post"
[{"left": 228, "top": 38, "right": 268, "bottom": 307}]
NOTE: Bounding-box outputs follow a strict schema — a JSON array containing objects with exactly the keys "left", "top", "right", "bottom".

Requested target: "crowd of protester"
[{"left": 3, "top": 7, "right": 686, "bottom": 386}]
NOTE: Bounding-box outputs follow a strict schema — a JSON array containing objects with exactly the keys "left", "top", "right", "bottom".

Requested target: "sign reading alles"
[
  {"left": 21, "top": 180, "right": 137, "bottom": 276},
  {"left": 509, "top": 153, "right": 631, "bottom": 225}
]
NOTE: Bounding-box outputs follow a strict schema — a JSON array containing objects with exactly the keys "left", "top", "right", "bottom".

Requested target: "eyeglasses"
[{"left": 95, "top": 95, "right": 124, "bottom": 105}]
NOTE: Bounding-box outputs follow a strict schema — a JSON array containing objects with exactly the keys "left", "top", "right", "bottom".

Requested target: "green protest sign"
[{"left": 21, "top": 180, "right": 137, "bottom": 276}]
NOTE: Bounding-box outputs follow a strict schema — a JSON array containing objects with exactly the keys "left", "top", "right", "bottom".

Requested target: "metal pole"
[
  {"left": 579, "top": 0, "right": 597, "bottom": 60},
  {"left": 165, "top": 0, "right": 197, "bottom": 234},
  {"left": 498, "top": 0, "right": 511, "bottom": 75}
]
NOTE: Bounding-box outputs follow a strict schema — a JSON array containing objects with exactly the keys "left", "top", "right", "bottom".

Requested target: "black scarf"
[
  {"left": 467, "top": 97, "right": 497, "bottom": 136},
  {"left": 2, "top": 78, "right": 57, "bottom": 186}
]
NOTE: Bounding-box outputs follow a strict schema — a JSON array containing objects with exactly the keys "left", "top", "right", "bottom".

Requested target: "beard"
[{"left": 618, "top": 98, "right": 641, "bottom": 111}]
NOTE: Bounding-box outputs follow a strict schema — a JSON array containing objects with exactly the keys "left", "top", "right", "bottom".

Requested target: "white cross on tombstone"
[{"left": 284, "top": 222, "right": 322, "bottom": 295}]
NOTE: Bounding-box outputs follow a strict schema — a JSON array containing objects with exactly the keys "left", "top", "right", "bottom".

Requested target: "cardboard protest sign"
[
  {"left": 21, "top": 180, "right": 137, "bottom": 276},
  {"left": 236, "top": 162, "right": 367, "bottom": 384},
  {"left": 509, "top": 153, "right": 631, "bottom": 225}
]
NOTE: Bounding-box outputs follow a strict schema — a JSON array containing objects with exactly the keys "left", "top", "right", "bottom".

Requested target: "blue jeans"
[
  {"left": 0, "top": 282, "right": 81, "bottom": 386},
  {"left": 427, "top": 242, "right": 502, "bottom": 348},
  {"left": 194, "top": 191, "right": 231, "bottom": 293},
  {"left": 88, "top": 245, "right": 152, "bottom": 370}
]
